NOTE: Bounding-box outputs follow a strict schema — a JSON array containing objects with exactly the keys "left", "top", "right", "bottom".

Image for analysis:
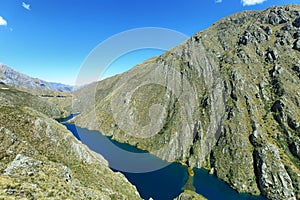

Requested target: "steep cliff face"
[
  {"left": 0, "top": 105, "right": 140, "bottom": 199},
  {"left": 74, "top": 5, "right": 300, "bottom": 199}
]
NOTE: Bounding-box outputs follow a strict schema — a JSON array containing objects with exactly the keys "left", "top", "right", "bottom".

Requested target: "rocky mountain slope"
[
  {"left": 0, "top": 83, "right": 71, "bottom": 119},
  {"left": 0, "top": 69, "right": 141, "bottom": 198},
  {"left": 0, "top": 64, "right": 73, "bottom": 92},
  {"left": 73, "top": 5, "right": 300, "bottom": 200},
  {"left": 0, "top": 105, "right": 140, "bottom": 199}
]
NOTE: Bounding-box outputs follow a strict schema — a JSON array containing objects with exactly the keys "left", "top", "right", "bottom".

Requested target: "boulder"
[
  {"left": 293, "top": 39, "right": 300, "bottom": 51},
  {"left": 292, "top": 17, "right": 300, "bottom": 28},
  {"left": 268, "top": 13, "right": 280, "bottom": 25}
]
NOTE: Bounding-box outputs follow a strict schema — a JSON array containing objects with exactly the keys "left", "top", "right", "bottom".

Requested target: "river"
[{"left": 61, "top": 118, "right": 266, "bottom": 200}]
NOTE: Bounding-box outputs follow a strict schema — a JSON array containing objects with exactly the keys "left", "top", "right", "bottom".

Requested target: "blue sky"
[{"left": 0, "top": 0, "right": 299, "bottom": 85}]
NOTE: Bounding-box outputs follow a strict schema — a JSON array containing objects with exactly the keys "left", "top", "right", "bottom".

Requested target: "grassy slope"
[{"left": 0, "top": 105, "right": 140, "bottom": 199}]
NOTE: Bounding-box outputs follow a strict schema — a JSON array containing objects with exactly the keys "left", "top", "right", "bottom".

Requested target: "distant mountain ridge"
[
  {"left": 48, "top": 82, "right": 74, "bottom": 92},
  {"left": 0, "top": 64, "right": 73, "bottom": 92}
]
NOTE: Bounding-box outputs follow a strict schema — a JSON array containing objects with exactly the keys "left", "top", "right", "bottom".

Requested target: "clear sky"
[{"left": 0, "top": 0, "right": 299, "bottom": 85}]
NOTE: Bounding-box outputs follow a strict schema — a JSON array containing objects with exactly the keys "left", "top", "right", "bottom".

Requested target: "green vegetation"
[
  {"left": 0, "top": 84, "right": 71, "bottom": 118},
  {"left": 0, "top": 79, "right": 141, "bottom": 198},
  {"left": 174, "top": 190, "right": 207, "bottom": 200}
]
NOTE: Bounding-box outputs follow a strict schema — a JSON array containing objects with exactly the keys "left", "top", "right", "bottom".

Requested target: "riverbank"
[{"left": 62, "top": 123, "right": 266, "bottom": 200}]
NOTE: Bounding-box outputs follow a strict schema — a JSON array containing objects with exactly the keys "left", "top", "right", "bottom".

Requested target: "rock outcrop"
[
  {"left": 73, "top": 5, "right": 300, "bottom": 200},
  {"left": 174, "top": 190, "right": 207, "bottom": 200}
]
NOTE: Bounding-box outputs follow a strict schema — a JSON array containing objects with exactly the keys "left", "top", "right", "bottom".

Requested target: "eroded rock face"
[
  {"left": 74, "top": 5, "right": 300, "bottom": 199},
  {"left": 253, "top": 140, "right": 296, "bottom": 200},
  {"left": 290, "top": 138, "right": 300, "bottom": 159}
]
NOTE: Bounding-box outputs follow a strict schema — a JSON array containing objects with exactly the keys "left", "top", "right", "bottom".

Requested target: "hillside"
[
  {"left": 0, "top": 68, "right": 141, "bottom": 198},
  {"left": 0, "top": 105, "right": 140, "bottom": 199},
  {"left": 73, "top": 5, "right": 300, "bottom": 200},
  {"left": 0, "top": 82, "right": 71, "bottom": 119}
]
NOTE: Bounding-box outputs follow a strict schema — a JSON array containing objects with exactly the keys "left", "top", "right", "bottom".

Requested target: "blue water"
[
  {"left": 193, "top": 168, "right": 267, "bottom": 200},
  {"left": 56, "top": 113, "right": 80, "bottom": 123},
  {"left": 61, "top": 117, "right": 267, "bottom": 200}
]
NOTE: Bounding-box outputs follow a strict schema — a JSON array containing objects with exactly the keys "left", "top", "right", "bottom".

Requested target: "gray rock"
[
  {"left": 249, "top": 130, "right": 265, "bottom": 147},
  {"left": 287, "top": 115, "right": 299, "bottom": 130},
  {"left": 294, "top": 31, "right": 300, "bottom": 39},
  {"left": 271, "top": 100, "right": 284, "bottom": 114},
  {"left": 61, "top": 165, "right": 72, "bottom": 182},
  {"left": 264, "top": 26, "right": 273, "bottom": 35},
  {"left": 293, "top": 39, "right": 300, "bottom": 51},
  {"left": 292, "top": 17, "right": 300, "bottom": 28},
  {"left": 254, "top": 144, "right": 296, "bottom": 200},
  {"left": 281, "top": 23, "right": 294, "bottom": 31},
  {"left": 268, "top": 13, "right": 280, "bottom": 25},
  {"left": 289, "top": 138, "right": 300, "bottom": 159},
  {"left": 5, "top": 188, "right": 16, "bottom": 195},
  {"left": 270, "top": 65, "right": 284, "bottom": 77},
  {"left": 4, "top": 154, "right": 42, "bottom": 177},
  {"left": 239, "top": 31, "right": 252, "bottom": 45},
  {"left": 266, "top": 48, "right": 278, "bottom": 62},
  {"left": 256, "top": 49, "right": 264, "bottom": 56},
  {"left": 253, "top": 30, "right": 268, "bottom": 43}
]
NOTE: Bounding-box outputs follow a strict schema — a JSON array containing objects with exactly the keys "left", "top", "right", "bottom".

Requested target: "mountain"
[
  {"left": 73, "top": 5, "right": 300, "bottom": 200},
  {"left": 0, "top": 64, "right": 73, "bottom": 92},
  {"left": 0, "top": 69, "right": 141, "bottom": 198}
]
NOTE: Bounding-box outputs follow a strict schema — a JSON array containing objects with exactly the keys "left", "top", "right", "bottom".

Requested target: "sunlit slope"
[{"left": 74, "top": 5, "right": 300, "bottom": 200}]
